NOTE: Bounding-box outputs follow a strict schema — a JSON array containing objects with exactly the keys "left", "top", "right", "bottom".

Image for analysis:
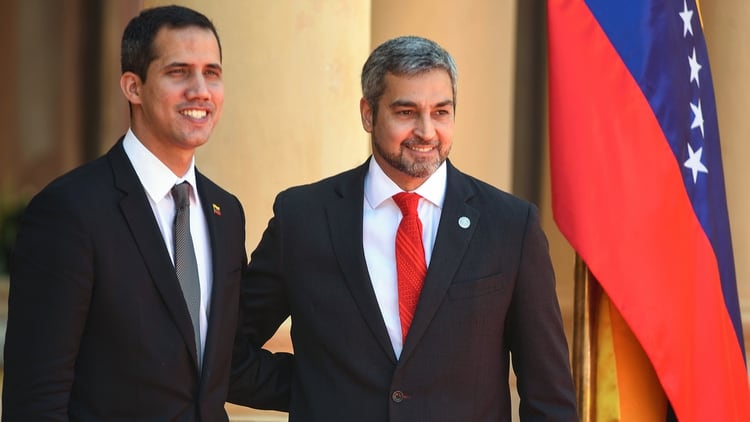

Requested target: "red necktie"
[{"left": 393, "top": 192, "right": 427, "bottom": 342}]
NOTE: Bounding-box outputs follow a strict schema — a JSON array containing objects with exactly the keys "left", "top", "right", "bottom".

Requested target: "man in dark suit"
[
  {"left": 2, "top": 5, "right": 289, "bottom": 421},
  {"left": 229, "top": 36, "right": 577, "bottom": 421}
]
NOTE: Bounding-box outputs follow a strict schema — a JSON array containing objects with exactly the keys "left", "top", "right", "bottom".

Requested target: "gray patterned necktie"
[{"left": 171, "top": 182, "right": 201, "bottom": 364}]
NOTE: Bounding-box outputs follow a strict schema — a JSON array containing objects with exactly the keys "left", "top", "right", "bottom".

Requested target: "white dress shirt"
[
  {"left": 123, "top": 129, "right": 212, "bottom": 366},
  {"left": 363, "top": 157, "right": 446, "bottom": 358}
]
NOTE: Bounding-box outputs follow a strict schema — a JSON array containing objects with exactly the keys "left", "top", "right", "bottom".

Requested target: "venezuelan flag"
[{"left": 547, "top": 0, "right": 749, "bottom": 420}]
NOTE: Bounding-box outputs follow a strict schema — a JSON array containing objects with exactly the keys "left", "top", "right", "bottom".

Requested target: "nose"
[
  {"left": 414, "top": 113, "right": 436, "bottom": 140},
  {"left": 187, "top": 73, "right": 210, "bottom": 100}
]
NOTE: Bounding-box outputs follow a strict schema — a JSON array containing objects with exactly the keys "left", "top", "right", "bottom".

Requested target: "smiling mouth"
[
  {"left": 405, "top": 144, "right": 434, "bottom": 153},
  {"left": 181, "top": 109, "right": 208, "bottom": 119}
]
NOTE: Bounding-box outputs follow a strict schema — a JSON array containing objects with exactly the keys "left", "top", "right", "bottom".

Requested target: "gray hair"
[{"left": 361, "top": 36, "right": 458, "bottom": 119}]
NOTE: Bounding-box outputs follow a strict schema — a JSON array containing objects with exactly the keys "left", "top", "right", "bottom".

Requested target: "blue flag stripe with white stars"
[{"left": 583, "top": 0, "right": 744, "bottom": 355}]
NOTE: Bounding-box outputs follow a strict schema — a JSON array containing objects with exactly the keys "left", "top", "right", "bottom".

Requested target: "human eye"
[
  {"left": 204, "top": 66, "right": 222, "bottom": 79},
  {"left": 434, "top": 108, "right": 452, "bottom": 118},
  {"left": 166, "top": 67, "right": 187, "bottom": 76}
]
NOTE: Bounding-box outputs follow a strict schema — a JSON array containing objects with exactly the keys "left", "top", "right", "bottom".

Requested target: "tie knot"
[
  {"left": 393, "top": 192, "right": 421, "bottom": 216},
  {"left": 172, "top": 182, "right": 191, "bottom": 210}
]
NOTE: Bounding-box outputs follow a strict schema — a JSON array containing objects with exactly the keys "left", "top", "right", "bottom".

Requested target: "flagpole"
[{"left": 573, "top": 253, "right": 593, "bottom": 421}]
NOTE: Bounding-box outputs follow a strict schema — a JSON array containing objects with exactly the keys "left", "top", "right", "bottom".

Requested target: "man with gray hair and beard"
[{"left": 230, "top": 35, "right": 577, "bottom": 421}]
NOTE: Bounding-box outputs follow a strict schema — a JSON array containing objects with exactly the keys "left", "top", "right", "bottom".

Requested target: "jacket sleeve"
[
  {"left": 507, "top": 204, "right": 579, "bottom": 421},
  {"left": 2, "top": 188, "right": 93, "bottom": 421},
  {"left": 228, "top": 192, "right": 294, "bottom": 411}
]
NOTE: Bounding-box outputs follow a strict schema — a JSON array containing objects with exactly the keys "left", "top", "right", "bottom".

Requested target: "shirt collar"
[
  {"left": 364, "top": 156, "right": 447, "bottom": 210},
  {"left": 122, "top": 128, "right": 198, "bottom": 204}
]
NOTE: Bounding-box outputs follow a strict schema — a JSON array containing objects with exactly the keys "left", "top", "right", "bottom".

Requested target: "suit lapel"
[
  {"left": 326, "top": 162, "right": 398, "bottom": 363},
  {"left": 195, "top": 172, "right": 230, "bottom": 378},
  {"left": 109, "top": 140, "right": 200, "bottom": 369},
  {"left": 400, "top": 161, "right": 479, "bottom": 361}
]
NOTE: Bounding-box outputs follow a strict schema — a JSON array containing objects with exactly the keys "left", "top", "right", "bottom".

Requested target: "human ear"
[
  {"left": 360, "top": 97, "right": 373, "bottom": 133},
  {"left": 119, "top": 72, "right": 142, "bottom": 105}
]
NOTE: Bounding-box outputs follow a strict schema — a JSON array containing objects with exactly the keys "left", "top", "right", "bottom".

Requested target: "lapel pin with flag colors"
[{"left": 212, "top": 203, "right": 221, "bottom": 216}]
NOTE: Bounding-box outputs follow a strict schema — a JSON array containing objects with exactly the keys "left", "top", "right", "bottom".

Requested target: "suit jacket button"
[{"left": 391, "top": 390, "right": 404, "bottom": 403}]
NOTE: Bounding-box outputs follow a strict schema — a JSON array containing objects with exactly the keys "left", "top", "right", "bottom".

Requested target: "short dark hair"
[
  {"left": 121, "top": 5, "right": 222, "bottom": 82},
  {"left": 361, "top": 36, "right": 458, "bottom": 119}
]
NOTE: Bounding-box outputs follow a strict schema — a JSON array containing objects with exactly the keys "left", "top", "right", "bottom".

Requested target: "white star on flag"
[
  {"left": 689, "top": 47, "right": 702, "bottom": 87},
  {"left": 679, "top": 0, "right": 694, "bottom": 37},
  {"left": 690, "top": 100, "right": 704, "bottom": 138},
  {"left": 684, "top": 142, "right": 708, "bottom": 183}
]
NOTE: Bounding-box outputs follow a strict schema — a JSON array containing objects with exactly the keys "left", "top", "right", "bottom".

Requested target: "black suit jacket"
[
  {"left": 230, "top": 159, "right": 578, "bottom": 421},
  {"left": 2, "top": 139, "right": 285, "bottom": 421}
]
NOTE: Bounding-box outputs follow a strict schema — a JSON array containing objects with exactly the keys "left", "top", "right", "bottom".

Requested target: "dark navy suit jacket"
[
  {"left": 3, "top": 139, "right": 288, "bottom": 421},
  {"left": 230, "top": 159, "right": 577, "bottom": 421}
]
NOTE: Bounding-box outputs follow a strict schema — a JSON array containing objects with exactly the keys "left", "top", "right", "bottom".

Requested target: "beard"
[{"left": 372, "top": 138, "right": 450, "bottom": 179}]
